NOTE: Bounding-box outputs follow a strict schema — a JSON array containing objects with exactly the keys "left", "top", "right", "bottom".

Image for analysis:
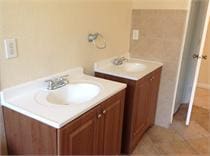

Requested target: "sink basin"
[
  {"left": 35, "top": 83, "right": 101, "bottom": 105},
  {"left": 123, "top": 62, "right": 146, "bottom": 72}
]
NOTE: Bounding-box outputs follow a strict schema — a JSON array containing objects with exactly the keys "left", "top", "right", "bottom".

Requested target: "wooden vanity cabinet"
[
  {"left": 57, "top": 105, "right": 100, "bottom": 155},
  {"left": 95, "top": 67, "right": 162, "bottom": 154},
  {"left": 3, "top": 90, "right": 125, "bottom": 155},
  {"left": 58, "top": 90, "right": 125, "bottom": 155},
  {"left": 2, "top": 107, "right": 57, "bottom": 155},
  {"left": 100, "top": 92, "right": 125, "bottom": 155}
]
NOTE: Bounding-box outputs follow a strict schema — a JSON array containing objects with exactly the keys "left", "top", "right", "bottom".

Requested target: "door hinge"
[{"left": 192, "top": 54, "right": 207, "bottom": 60}]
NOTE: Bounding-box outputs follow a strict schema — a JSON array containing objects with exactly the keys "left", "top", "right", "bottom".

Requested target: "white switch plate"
[
  {"left": 132, "top": 29, "right": 139, "bottom": 40},
  {"left": 4, "top": 38, "right": 18, "bottom": 59}
]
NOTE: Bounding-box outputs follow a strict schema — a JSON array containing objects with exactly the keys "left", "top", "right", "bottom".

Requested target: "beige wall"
[
  {"left": 130, "top": 9, "right": 187, "bottom": 127},
  {"left": 0, "top": 0, "right": 131, "bottom": 89},
  {"left": 198, "top": 20, "right": 210, "bottom": 86},
  {"left": 0, "top": 0, "right": 132, "bottom": 154},
  {"left": 132, "top": 0, "right": 189, "bottom": 10},
  {"left": 0, "top": 0, "right": 192, "bottom": 153}
]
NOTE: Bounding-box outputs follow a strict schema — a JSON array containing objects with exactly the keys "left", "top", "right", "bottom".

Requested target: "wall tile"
[
  {"left": 162, "top": 39, "right": 183, "bottom": 62},
  {"left": 131, "top": 10, "right": 187, "bottom": 40},
  {"left": 130, "top": 37, "right": 164, "bottom": 61},
  {"left": 130, "top": 9, "right": 187, "bottom": 127}
]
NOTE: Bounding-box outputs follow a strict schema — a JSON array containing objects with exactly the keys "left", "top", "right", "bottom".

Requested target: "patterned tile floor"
[{"left": 133, "top": 89, "right": 210, "bottom": 155}]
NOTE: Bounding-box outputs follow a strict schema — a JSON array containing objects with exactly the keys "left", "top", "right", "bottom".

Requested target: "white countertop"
[
  {"left": 0, "top": 67, "right": 126, "bottom": 128},
  {"left": 94, "top": 56, "right": 163, "bottom": 80}
]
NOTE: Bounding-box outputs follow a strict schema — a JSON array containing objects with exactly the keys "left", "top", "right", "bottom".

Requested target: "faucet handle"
[
  {"left": 59, "top": 75, "right": 69, "bottom": 81},
  {"left": 121, "top": 57, "right": 128, "bottom": 61},
  {"left": 113, "top": 57, "right": 121, "bottom": 64},
  {"left": 45, "top": 79, "right": 54, "bottom": 90},
  {"left": 60, "top": 75, "right": 70, "bottom": 85},
  {"left": 60, "top": 74, "right": 69, "bottom": 79},
  {"left": 45, "top": 79, "right": 53, "bottom": 83}
]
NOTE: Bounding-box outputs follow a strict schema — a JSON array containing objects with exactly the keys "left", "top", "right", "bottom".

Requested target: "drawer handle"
[
  {"left": 97, "top": 114, "right": 102, "bottom": 119},
  {"left": 102, "top": 110, "right": 106, "bottom": 115}
]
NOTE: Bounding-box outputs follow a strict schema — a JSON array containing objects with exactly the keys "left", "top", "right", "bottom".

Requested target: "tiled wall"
[{"left": 130, "top": 10, "right": 187, "bottom": 127}]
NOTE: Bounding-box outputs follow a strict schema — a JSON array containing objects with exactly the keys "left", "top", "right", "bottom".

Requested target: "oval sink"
[
  {"left": 124, "top": 62, "right": 146, "bottom": 72},
  {"left": 35, "top": 83, "right": 101, "bottom": 105}
]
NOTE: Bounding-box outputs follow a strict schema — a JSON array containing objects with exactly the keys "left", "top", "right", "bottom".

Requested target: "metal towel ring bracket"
[{"left": 88, "top": 32, "right": 106, "bottom": 49}]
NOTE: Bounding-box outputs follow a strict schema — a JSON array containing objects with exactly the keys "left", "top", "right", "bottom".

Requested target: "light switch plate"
[
  {"left": 132, "top": 29, "right": 139, "bottom": 40},
  {"left": 4, "top": 38, "right": 18, "bottom": 59}
]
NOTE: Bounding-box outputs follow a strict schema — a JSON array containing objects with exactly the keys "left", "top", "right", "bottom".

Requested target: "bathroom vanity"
[
  {"left": 1, "top": 67, "right": 126, "bottom": 155},
  {"left": 95, "top": 57, "right": 162, "bottom": 154}
]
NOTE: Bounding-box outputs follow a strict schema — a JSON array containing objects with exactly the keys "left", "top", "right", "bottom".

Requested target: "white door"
[{"left": 186, "top": 0, "right": 210, "bottom": 125}]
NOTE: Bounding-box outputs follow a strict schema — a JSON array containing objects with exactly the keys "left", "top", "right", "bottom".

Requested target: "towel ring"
[{"left": 88, "top": 33, "right": 106, "bottom": 49}]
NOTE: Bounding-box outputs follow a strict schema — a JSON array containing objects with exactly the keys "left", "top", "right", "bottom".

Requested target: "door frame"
[
  {"left": 186, "top": 2, "right": 210, "bottom": 125},
  {"left": 170, "top": 0, "right": 193, "bottom": 123},
  {"left": 171, "top": 0, "right": 210, "bottom": 124}
]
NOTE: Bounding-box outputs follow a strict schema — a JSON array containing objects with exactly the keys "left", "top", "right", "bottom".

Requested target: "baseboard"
[{"left": 197, "top": 83, "right": 210, "bottom": 90}]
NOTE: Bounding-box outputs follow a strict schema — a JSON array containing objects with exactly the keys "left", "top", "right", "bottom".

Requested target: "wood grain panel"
[
  {"left": 58, "top": 105, "right": 99, "bottom": 155},
  {"left": 3, "top": 107, "right": 57, "bottom": 155},
  {"left": 147, "top": 68, "right": 162, "bottom": 127},
  {"left": 102, "top": 90, "right": 125, "bottom": 155},
  {"left": 3, "top": 90, "right": 126, "bottom": 155},
  {"left": 95, "top": 67, "right": 162, "bottom": 154}
]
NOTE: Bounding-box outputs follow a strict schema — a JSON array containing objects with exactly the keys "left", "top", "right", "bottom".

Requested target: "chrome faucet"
[
  {"left": 112, "top": 57, "right": 128, "bottom": 65},
  {"left": 45, "top": 75, "right": 69, "bottom": 90}
]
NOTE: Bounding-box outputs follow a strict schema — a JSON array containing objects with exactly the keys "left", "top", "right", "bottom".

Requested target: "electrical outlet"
[
  {"left": 4, "top": 38, "right": 18, "bottom": 59},
  {"left": 132, "top": 29, "right": 139, "bottom": 40}
]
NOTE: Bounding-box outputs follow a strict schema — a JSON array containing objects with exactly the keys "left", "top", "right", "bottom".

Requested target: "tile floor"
[
  {"left": 194, "top": 88, "right": 210, "bottom": 110},
  {"left": 133, "top": 88, "right": 210, "bottom": 155}
]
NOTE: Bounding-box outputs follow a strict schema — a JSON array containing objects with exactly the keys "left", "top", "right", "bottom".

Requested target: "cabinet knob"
[
  {"left": 97, "top": 114, "right": 102, "bottom": 119},
  {"left": 150, "top": 76, "right": 155, "bottom": 81},
  {"left": 102, "top": 110, "right": 106, "bottom": 115}
]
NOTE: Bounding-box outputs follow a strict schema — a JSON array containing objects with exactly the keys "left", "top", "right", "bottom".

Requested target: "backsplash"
[{"left": 130, "top": 9, "right": 187, "bottom": 127}]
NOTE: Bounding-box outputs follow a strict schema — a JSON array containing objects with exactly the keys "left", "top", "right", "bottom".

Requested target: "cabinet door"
[
  {"left": 58, "top": 106, "right": 100, "bottom": 155},
  {"left": 3, "top": 107, "right": 57, "bottom": 155},
  {"left": 100, "top": 91, "right": 125, "bottom": 155},
  {"left": 132, "top": 77, "right": 150, "bottom": 141},
  {"left": 147, "top": 69, "right": 162, "bottom": 127}
]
